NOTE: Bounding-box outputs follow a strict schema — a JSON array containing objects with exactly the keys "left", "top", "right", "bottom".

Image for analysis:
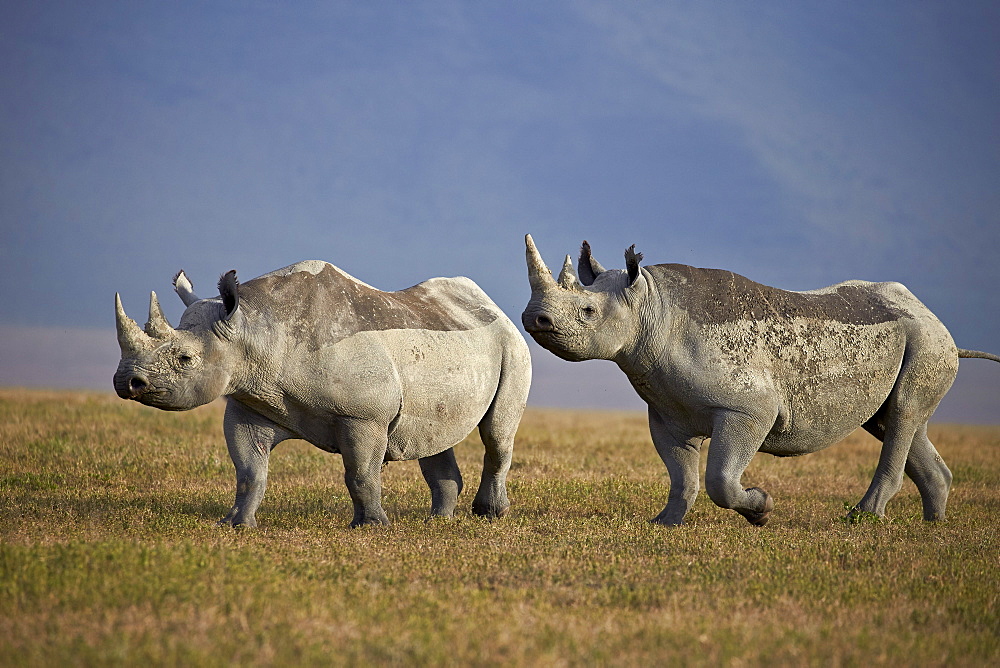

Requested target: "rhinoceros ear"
[
  {"left": 578, "top": 240, "right": 605, "bottom": 286},
  {"left": 173, "top": 270, "right": 201, "bottom": 307},
  {"left": 218, "top": 270, "right": 239, "bottom": 321},
  {"left": 624, "top": 245, "right": 644, "bottom": 286}
]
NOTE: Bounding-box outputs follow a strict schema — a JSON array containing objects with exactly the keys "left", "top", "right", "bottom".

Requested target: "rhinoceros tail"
[{"left": 958, "top": 349, "right": 1000, "bottom": 363}]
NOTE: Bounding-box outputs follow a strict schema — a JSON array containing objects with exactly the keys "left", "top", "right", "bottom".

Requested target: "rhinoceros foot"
[
  {"left": 648, "top": 515, "right": 684, "bottom": 527},
  {"left": 844, "top": 506, "right": 883, "bottom": 525},
  {"left": 349, "top": 512, "right": 390, "bottom": 529},
  {"left": 217, "top": 517, "right": 257, "bottom": 530},
  {"left": 471, "top": 501, "right": 510, "bottom": 520},
  {"left": 739, "top": 488, "right": 775, "bottom": 527},
  {"left": 217, "top": 507, "right": 258, "bottom": 529}
]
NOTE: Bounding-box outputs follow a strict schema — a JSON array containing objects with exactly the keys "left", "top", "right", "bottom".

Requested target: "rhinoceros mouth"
[
  {"left": 525, "top": 329, "right": 593, "bottom": 362},
  {"left": 524, "top": 327, "right": 559, "bottom": 343},
  {"left": 133, "top": 389, "right": 187, "bottom": 410},
  {"left": 525, "top": 329, "right": 572, "bottom": 353}
]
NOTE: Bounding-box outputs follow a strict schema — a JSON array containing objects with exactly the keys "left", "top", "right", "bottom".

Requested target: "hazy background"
[{"left": 3, "top": 1, "right": 998, "bottom": 422}]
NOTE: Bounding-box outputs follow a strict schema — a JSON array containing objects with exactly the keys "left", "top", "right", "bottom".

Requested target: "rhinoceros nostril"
[
  {"left": 129, "top": 375, "right": 149, "bottom": 396},
  {"left": 534, "top": 314, "right": 554, "bottom": 331}
]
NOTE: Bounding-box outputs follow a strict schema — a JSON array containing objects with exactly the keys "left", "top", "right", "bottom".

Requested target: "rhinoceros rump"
[
  {"left": 114, "top": 260, "right": 531, "bottom": 527},
  {"left": 521, "top": 235, "right": 999, "bottom": 526}
]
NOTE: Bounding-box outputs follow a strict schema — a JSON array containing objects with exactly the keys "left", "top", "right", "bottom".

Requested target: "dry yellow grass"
[{"left": 2, "top": 388, "right": 999, "bottom": 666}]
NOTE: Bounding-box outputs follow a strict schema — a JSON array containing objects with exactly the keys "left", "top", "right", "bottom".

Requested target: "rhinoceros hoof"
[
  {"left": 350, "top": 516, "right": 390, "bottom": 529},
  {"left": 426, "top": 508, "right": 460, "bottom": 522},
  {"left": 741, "top": 489, "right": 775, "bottom": 527},
  {"left": 472, "top": 503, "right": 510, "bottom": 520},
  {"left": 649, "top": 516, "right": 684, "bottom": 527},
  {"left": 217, "top": 516, "right": 257, "bottom": 529}
]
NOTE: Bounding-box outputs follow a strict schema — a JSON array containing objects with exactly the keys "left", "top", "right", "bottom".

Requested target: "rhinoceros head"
[
  {"left": 521, "top": 234, "right": 648, "bottom": 362},
  {"left": 113, "top": 271, "right": 241, "bottom": 411}
]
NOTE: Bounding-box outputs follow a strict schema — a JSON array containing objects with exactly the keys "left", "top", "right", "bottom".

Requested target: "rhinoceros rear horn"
[
  {"left": 115, "top": 293, "right": 153, "bottom": 353},
  {"left": 145, "top": 291, "right": 175, "bottom": 339},
  {"left": 525, "top": 234, "right": 557, "bottom": 293},
  {"left": 557, "top": 254, "right": 582, "bottom": 291},
  {"left": 218, "top": 270, "right": 239, "bottom": 321}
]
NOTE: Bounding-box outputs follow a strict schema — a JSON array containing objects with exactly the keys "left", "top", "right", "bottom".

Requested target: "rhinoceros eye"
[
  {"left": 177, "top": 352, "right": 195, "bottom": 368},
  {"left": 581, "top": 305, "right": 598, "bottom": 321}
]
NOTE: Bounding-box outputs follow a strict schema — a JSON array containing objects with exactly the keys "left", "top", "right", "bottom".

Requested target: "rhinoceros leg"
[
  {"left": 472, "top": 423, "right": 512, "bottom": 519},
  {"left": 219, "top": 400, "right": 290, "bottom": 528},
  {"left": 853, "top": 343, "right": 955, "bottom": 519},
  {"left": 473, "top": 414, "right": 513, "bottom": 519},
  {"left": 904, "top": 426, "right": 952, "bottom": 520},
  {"left": 418, "top": 448, "right": 464, "bottom": 517},
  {"left": 470, "top": 376, "right": 525, "bottom": 519},
  {"left": 337, "top": 418, "right": 391, "bottom": 527},
  {"left": 648, "top": 408, "right": 704, "bottom": 526},
  {"left": 863, "top": 418, "right": 952, "bottom": 520},
  {"left": 852, "top": 418, "right": 918, "bottom": 519},
  {"left": 472, "top": 403, "right": 523, "bottom": 519},
  {"left": 704, "top": 409, "right": 777, "bottom": 526}
]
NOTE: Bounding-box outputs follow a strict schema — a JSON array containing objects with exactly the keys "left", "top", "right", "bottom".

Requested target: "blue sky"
[{"left": 2, "top": 1, "right": 998, "bottom": 422}]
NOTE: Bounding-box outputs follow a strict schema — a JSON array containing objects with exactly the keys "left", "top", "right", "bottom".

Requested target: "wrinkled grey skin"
[
  {"left": 114, "top": 260, "right": 531, "bottom": 528},
  {"left": 521, "top": 235, "right": 999, "bottom": 526}
]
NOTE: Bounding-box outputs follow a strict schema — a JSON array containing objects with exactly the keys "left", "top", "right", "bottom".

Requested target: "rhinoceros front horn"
[
  {"left": 144, "top": 291, "right": 175, "bottom": 339},
  {"left": 525, "top": 234, "right": 557, "bottom": 293},
  {"left": 115, "top": 293, "right": 154, "bottom": 353}
]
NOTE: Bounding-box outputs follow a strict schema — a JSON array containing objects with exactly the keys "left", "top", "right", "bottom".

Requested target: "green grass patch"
[{"left": 1, "top": 389, "right": 999, "bottom": 665}]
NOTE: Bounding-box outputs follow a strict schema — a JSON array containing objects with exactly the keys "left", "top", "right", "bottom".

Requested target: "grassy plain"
[{"left": 1, "top": 388, "right": 999, "bottom": 666}]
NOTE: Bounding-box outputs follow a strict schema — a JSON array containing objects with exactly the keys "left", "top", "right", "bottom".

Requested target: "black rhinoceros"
[
  {"left": 114, "top": 260, "right": 531, "bottom": 528},
  {"left": 521, "top": 235, "right": 998, "bottom": 526}
]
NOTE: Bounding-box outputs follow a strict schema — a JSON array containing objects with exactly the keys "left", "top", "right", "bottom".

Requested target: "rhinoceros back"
[{"left": 240, "top": 261, "right": 500, "bottom": 351}]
